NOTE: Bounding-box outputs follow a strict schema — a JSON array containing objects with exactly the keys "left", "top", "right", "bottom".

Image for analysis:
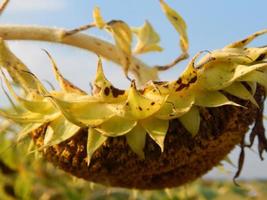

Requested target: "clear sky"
[{"left": 0, "top": 0, "right": 267, "bottom": 179}]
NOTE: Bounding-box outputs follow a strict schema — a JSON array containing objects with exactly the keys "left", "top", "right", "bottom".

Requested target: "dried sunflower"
[{"left": 0, "top": 0, "right": 266, "bottom": 190}]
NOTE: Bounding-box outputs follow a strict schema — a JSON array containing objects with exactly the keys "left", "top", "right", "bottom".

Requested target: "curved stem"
[{"left": 0, "top": 25, "right": 158, "bottom": 84}]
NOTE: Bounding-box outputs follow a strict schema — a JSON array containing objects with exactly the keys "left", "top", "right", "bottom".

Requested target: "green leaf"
[
  {"left": 87, "top": 127, "right": 107, "bottom": 166},
  {"left": 126, "top": 123, "right": 146, "bottom": 159},
  {"left": 179, "top": 106, "right": 200, "bottom": 136},
  {"left": 14, "top": 171, "right": 32, "bottom": 200}
]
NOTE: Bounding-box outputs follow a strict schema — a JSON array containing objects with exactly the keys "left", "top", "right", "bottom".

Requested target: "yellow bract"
[
  {"left": 87, "top": 127, "right": 107, "bottom": 166},
  {"left": 93, "top": 7, "right": 106, "bottom": 29},
  {"left": 159, "top": 0, "right": 188, "bottom": 53},
  {"left": 133, "top": 20, "right": 163, "bottom": 54},
  {"left": 0, "top": 2, "right": 267, "bottom": 163}
]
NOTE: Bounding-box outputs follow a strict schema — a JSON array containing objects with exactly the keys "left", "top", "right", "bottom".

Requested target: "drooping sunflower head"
[{"left": 0, "top": 0, "right": 267, "bottom": 189}]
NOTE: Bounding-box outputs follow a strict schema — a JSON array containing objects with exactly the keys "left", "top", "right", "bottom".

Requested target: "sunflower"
[{"left": 0, "top": 0, "right": 266, "bottom": 189}]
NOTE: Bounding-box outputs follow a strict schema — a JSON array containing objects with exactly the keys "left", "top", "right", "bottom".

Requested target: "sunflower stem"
[{"left": 0, "top": 25, "right": 158, "bottom": 84}]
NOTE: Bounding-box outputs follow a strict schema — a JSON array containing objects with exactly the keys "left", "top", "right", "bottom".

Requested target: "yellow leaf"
[
  {"left": 93, "top": 57, "right": 127, "bottom": 102},
  {"left": 224, "top": 82, "right": 258, "bottom": 107},
  {"left": 0, "top": 109, "right": 59, "bottom": 123},
  {"left": 106, "top": 20, "right": 132, "bottom": 57},
  {"left": 48, "top": 94, "right": 116, "bottom": 127},
  {"left": 141, "top": 118, "right": 169, "bottom": 152},
  {"left": 198, "top": 62, "right": 237, "bottom": 90},
  {"left": 133, "top": 20, "right": 163, "bottom": 54},
  {"left": 1, "top": 70, "right": 56, "bottom": 114},
  {"left": 95, "top": 115, "right": 137, "bottom": 137},
  {"left": 237, "top": 70, "right": 267, "bottom": 92},
  {"left": 17, "top": 123, "right": 44, "bottom": 142},
  {"left": 93, "top": 7, "right": 106, "bottom": 29},
  {"left": 195, "top": 90, "right": 240, "bottom": 107},
  {"left": 44, "top": 116, "right": 80, "bottom": 146},
  {"left": 225, "top": 29, "right": 267, "bottom": 48},
  {"left": 126, "top": 123, "right": 146, "bottom": 159},
  {"left": 45, "top": 50, "right": 86, "bottom": 95},
  {"left": 156, "top": 89, "right": 194, "bottom": 119},
  {"left": 179, "top": 106, "right": 200, "bottom": 136},
  {"left": 159, "top": 0, "right": 188, "bottom": 52},
  {"left": 106, "top": 20, "right": 133, "bottom": 76},
  {"left": 0, "top": 39, "right": 42, "bottom": 93},
  {"left": 87, "top": 127, "right": 107, "bottom": 166},
  {"left": 125, "top": 81, "right": 165, "bottom": 120}
]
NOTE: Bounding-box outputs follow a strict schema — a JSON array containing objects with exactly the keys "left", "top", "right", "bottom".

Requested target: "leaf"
[
  {"left": 107, "top": 20, "right": 132, "bottom": 55},
  {"left": 106, "top": 20, "right": 132, "bottom": 71},
  {"left": 229, "top": 63, "right": 267, "bottom": 83},
  {"left": 195, "top": 90, "right": 241, "bottom": 107},
  {"left": 96, "top": 115, "right": 137, "bottom": 137},
  {"left": 44, "top": 116, "right": 80, "bottom": 146},
  {"left": 133, "top": 20, "right": 163, "bottom": 54},
  {"left": 246, "top": 81, "right": 257, "bottom": 95},
  {"left": 93, "top": 7, "right": 106, "bottom": 29},
  {"left": 238, "top": 70, "right": 267, "bottom": 92},
  {"left": 226, "top": 29, "right": 267, "bottom": 48},
  {"left": 14, "top": 171, "right": 32, "bottom": 200},
  {"left": 87, "top": 127, "right": 107, "bottom": 166},
  {"left": 156, "top": 90, "right": 194, "bottom": 119},
  {"left": 126, "top": 123, "right": 146, "bottom": 159},
  {"left": 1, "top": 69, "right": 56, "bottom": 114},
  {"left": 223, "top": 82, "right": 258, "bottom": 107},
  {"left": 141, "top": 118, "right": 169, "bottom": 152},
  {"left": 198, "top": 62, "right": 237, "bottom": 90},
  {"left": 93, "top": 57, "right": 127, "bottom": 102},
  {"left": 0, "top": 39, "right": 42, "bottom": 93},
  {"left": 179, "top": 106, "right": 200, "bottom": 136},
  {"left": 45, "top": 50, "right": 87, "bottom": 95},
  {"left": 49, "top": 95, "right": 117, "bottom": 127},
  {"left": 0, "top": 109, "right": 59, "bottom": 123},
  {"left": 17, "top": 123, "right": 44, "bottom": 142},
  {"left": 159, "top": 0, "right": 188, "bottom": 52},
  {"left": 125, "top": 81, "right": 165, "bottom": 120}
]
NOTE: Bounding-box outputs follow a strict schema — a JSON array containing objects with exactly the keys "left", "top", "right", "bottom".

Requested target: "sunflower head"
[{"left": 0, "top": 0, "right": 267, "bottom": 189}]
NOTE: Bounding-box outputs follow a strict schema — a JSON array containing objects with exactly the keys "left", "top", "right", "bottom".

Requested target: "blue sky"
[{"left": 0, "top": 0, "right": 267, "bottom": 179}]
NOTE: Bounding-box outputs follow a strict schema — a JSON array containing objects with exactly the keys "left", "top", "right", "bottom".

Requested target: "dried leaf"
[
  {"left": 159, "top": 0, "right": 188, "bottom": 52},
  {"left": 93, "top": 7, "right": 106, "bottom": 29},
  {"left": 133, "top": 20, "right": 163, "bottom": 54}
]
